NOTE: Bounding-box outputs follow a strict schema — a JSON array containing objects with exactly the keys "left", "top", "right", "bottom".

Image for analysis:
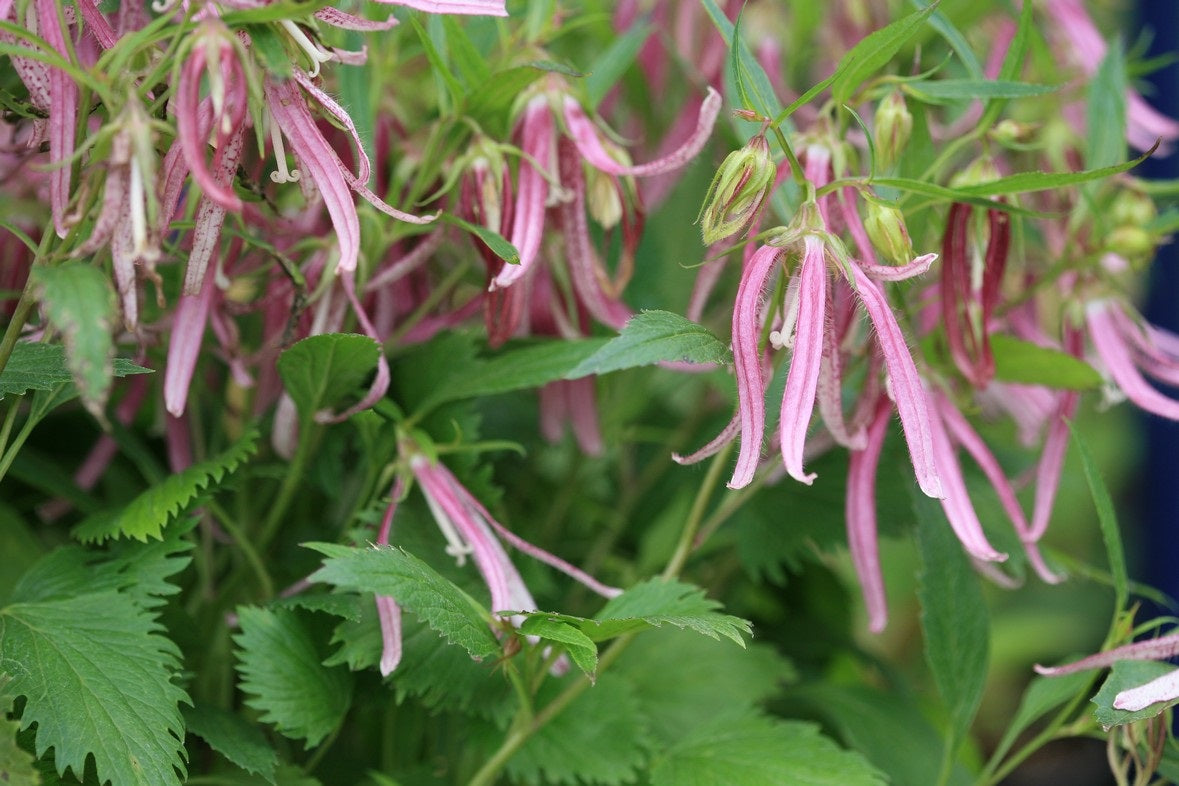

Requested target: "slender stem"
[
  {"left": 208, "top": 501, "right": 274, "bottom": 599},
  {"left": 0, "top": 280, "right": 37, "bottom": 381},
  {"left": 0, "top": 400, "right": 20, "bottom": 460},
  {"left": 304, "top": 722, "right": 342, "bottom": 773},
  {"left": 257, "top": 421, "right": 318, "bottom": 550},
  {"left": 0, "top": 410, "right": 40, "bottom": 486},
  {"left": 662, "top": 443, "right": 731, "bottom": 579}
]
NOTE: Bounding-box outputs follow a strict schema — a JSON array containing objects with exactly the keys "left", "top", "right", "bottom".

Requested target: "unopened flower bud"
[
  {"left": 1110, "top": 189, "right": 1157, "bottom": 227},
  {"left": 586, "top": 165, "right": 623, "bottom": 229},
  {"left": 864, "top": 199, "right": 914, "bottom": 266},
  {"left": 873, "top": 91, "right": 911, "bottom": 171},
  {"left": 949, "top": 157, "right": 1000, "bottom": 190},
  {"left": 699, "top": 135, "right": 775, "bottom": 245},
  {"left": 1106, "top": 226, "right": 1155, "bottom": 263},
  {"left": 989, "top": 119, "right": 1038, "bottom": 146}
]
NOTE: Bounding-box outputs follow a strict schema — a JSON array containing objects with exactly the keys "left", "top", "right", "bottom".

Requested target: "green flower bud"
[
  {"left": 1106, "top": 226, "right": 1155, "bottom": 263},
  {"left": 1110, "top": 189, "right": 1157, "bottom": 228},
  {"left": 873, "top": 91, "right": 911, "bottom": 171},
  {"left": 989, "top": 119, "right": 1038, "bottom": 146},
  {"left": 864, "top": 199, "right": 914, "bottom": 266},
  {"left": 586, "top": 165, "right": 623, "bottom": 229},
  {"left": 949, "top": 157, "right": 1000, "bottom": 190},
  {"left": 699, "top": 135, "right": 776, "bottom": 245}
]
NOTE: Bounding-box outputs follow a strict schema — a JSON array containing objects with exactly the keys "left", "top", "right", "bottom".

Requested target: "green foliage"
[
  {"left": 914, "top": 488, "right": 989, "bottom": 748},
  {"left": 905, "top": 79, "right": 1060, "bottom": 103},
  {"left": 233, "top": 607, "right": 353, "bottom": 748},
  {"left": 0, "top": 343, "right": 150, "bottom": 400},
  {"left": 583, "top": 23, "right": 650, "bottom": 109},
  {"left": 30, "top": 264, "right": 116, "bottom": 419},
  {"left": 989, "top": 335, "right": 1104, "bottom": 390},
  {"left": 183, "top": 703, "right": 279, "bottom": 784},
  {"left": 566, "top": 311, "right": 731, "bottom": 377},
  {"left": 517, "top": 616, "right": 598, "bottom": 678},
  {"left": 1087, "top": 39, "right": 1127, "bottom": 171},
  {"left": 306, "top": 543, "right": 500, "bottom": 661},
  {"left": 502, "top": 675, "right": 650, "bottom": 786},
  {"left": 1092, "top": 661, "right": 1179, "bottom": 728},
  {"left": 1070, "top": 424, "right": 1129, "bottom": 611},
  {"left": 990, "top": 671, "right": 1094, "bottom": 765},
  {"left": 443, "top": 215, "right": 519, "bottom": 266},
  {"left": 73, "top": 428, "right": 259, "bottom": 542},
  {"left": 0, "top": 595, "right": 188, "bottom": 785},
  {"left": 277, "top": 334, "right": 381, "bottom": 423},
  {"left": 648, "top": 710, "right": 886, "bottom": 786},
  {"left": 0, "top": 678, "right": 40, "bottom": 786}
]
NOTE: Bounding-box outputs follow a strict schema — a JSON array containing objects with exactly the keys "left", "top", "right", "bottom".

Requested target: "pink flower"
[{"left": 1085, "top": 299, "right": 1179, "bottom": 421}]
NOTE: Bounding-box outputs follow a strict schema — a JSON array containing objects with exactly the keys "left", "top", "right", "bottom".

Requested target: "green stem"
[
  {"left": 257, "top": 422, "right": 318, "bottom": 550},
  {"left": 0, "top": 408, "right": 40, "bottom": 486},
  {"left": 662, "top": 443, "right": 731, "bottom": 579},
  {"left": 0, "top": 279, "right": 36, "bottom": 382},
  {"left": 208, "top": 501, "right": 274, "bottom": 599}
]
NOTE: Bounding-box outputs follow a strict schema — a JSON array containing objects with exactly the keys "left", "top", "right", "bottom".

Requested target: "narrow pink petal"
[
  {"left": 294, "top": 69, "right": 371, "bottom": 184},
  {"left": 492, "top": 98, "right": 551, "bottom": 290},
  {"left": 563, "top": 87, "right": 721, "bottom": 178},
  {"left": 565, "top": 377, "right": 604, "bottom": 456},
  {"left": 555, "top": 140, "right": 633, "bottom": 329},
  {"left": 315, "top": 8, "right": 399, "bottom": 29},
  {"left": 929, "top": 409, "right": 1007, "bottom": 562},
  {"left": 266, "top": 77, "right": 360, "bottom": 273},
  {"left": 846, "top": 399, "right": 891, "bottom": 633},
  {"left": 347, "top": 177, "right": 439, "bottom": 224},
  {"left": 374, "top": 0, "right": 507, "bottom": 16},
  {"left": 673, "top": 411, "right": 740, "bottom": 465},
  {"left": 37, "top": 0, "right": 78, "bottom": 237},
  {"left": 1029, "top": 389, "right": 1079, "bottom": 541},
  {"left": 1115, "top": 668, "right": 1179, "bottom": 711},
  {"left": 73, "top": 0, "right": 117, "bottom": 48},
  {"left": 817, "top": 285, "right": 866, "bottom": 450},
  {"left": 937, "top": 392, "right": 1063, "bottom": 583},
  {"left": 184, "top": 126, "right": 245, "bottom": 295},
  {"left": 727, "top": 245, "right": 782, "bottom": 489},
  {"left": 858, "top": 252, "right": 937, "bottom": 282},
  {"left": 1035, "top": 633, "right": 1179, "bottom": 676},
  {"left": 365, "top": 230, "right": 445, "bottom": 292},
  {"left": 1088, "top": 300, "right": 1179, "bottom": 420},
  {"left": 177, "top": 46, "right": 243, "bottom": 212},
  {"left": 165, "top": 265, "right": 216, "bottom": 417},
  {"left": 846, "top": 264, "right": 943, "bottom": 498},
  {"left": 375, "top": 595, "right": 403, "bottom": 676},
  {"left": 779, "top": 236, "right": 827, "bottom": 485}
]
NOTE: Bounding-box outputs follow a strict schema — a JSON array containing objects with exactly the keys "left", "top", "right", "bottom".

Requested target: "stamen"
[
  {"left": 420, "top": 487, "right": 473, "bottom": 567},
  {"left": 267, "top": 111, "right": 300, "bottom": 184},
  {"left": 280, "top": 20, "right": 335, "bottom": 79},
  {"left": 129, "top": 157, "right": 148, "bottom": 256}
]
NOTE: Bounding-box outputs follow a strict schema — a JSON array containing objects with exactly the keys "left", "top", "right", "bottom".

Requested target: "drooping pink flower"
[{"left": 1086, "top": 299, "right": 1179, "bottom": 421}]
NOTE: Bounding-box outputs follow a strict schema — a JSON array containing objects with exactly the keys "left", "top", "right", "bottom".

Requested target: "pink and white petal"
[
  {"left": 1115, "top": 668, "right": 1179, "bottom": 711},
  {"left": 37, "top": 0, "right": 78, "bottom": 237},
  {"left": 779, "top": 236, "right": 827, "bottom": 484},
  {"left": 315, "top": 8, "right": 398, "bottom": 29},
  {"left": 294, "top": 69, "right": 371, "bottom": 184},
  {"left": 165, "top": 266, "right": 216, "bottom": 417},
  {"left": 929, "top": 410, "right": 1007, "bottom": 562},
  {"left": 375, "top": 595, "right": 403, "bottom": 676},
  {"left": 563, "top": 88, "right": 721, "bottom": 178},
  {"left": 1035, "top": 634, "right": 1179, "bottom": 676},
  {"left": 727, "top": 245, "right": 782, "bottom": 489},
  {"left": 492, "top": 98, "right": 551, "bottom": 290},
  {"left": 373, "top": 0, "right": 507, "bottom": 16},
  {"left": 673, "top": 410, "right": 739, "bottom": 465},
  {"left": 1088, "top": 301, "right": 1179, "bottom": 420},
  {"left": 846, "top": 264, "right": 943, "bottom": 498}
]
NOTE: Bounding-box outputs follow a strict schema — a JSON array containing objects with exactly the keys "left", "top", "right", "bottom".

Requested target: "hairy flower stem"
[{"left": 469, "top": 447, "right": 731, "bottom": 786}]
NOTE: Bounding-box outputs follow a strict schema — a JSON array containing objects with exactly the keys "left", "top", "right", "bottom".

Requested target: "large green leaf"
[
  {"left": 233, "top": 607, "right": 352, "bottom": 748},
  {"left": 990, "top": 334, "right": 1103, "bottom": 390},
  {"left": 0, "top": 342, "right": 149, "bottom": 400},
  {"left": 829, "top": 3, "right": 938, "bottom": 106},
  {"left": 30, "top": 263, "right": 116, "bottom": 418},
  {"left": 306, "top": 543, "right": 500, "bottom": 661},
  {"left": 0, "top": 592, "right": 188, "bottom": 785},
  {"left": 649, "top": 710, "right": 886, "bottom": 786},
  {"left": 1086, "top": 39, "right": 1127, "bottom": 172},
  {"left": 73, "top": 428, "right": 259, "bottom": 542},
  {"left": 566, "top": 310, "right": 731, "bottom": 378},
  {"left": 914, "top": 487, "right": 989, "bottom": 747},
  {"left": 183, "top": 703, "right": 278, "bottom": 784},
  {"left": 277, "top": 334, "right": 381, "bottom": 423},
  {"left": 500, "top": 674, "right": 650, "bottom": 786}
]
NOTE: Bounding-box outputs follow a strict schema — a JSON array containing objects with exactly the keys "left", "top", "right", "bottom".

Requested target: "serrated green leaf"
[
  {"left": 584, "top": 23, "right": 650, "bottom": 109},
  {"left": 277, "top": 334, "right": 381, "bottom": 423},
  {"left": 1087, "top": 39, "right": 1127, "bottom": 172},
  {"left": 829, "top": 3, "right": 938, "bottom": 106},
  {"left": 1070, "top": 425, "right": 1128, "bottom": 612},
  {"left": 443, "top": 214, "right": 519, "bottom": 266},
  {"left": 0, "top": 592, "right": 188, "bottom": 786},
  {"left": 649, "top": 710, "right": 886, "bottom": 786},
  {"left": 0, "top": 343, "right": 150, "bottom": 400},
  {"left": 787, "top": 684, "right": 974, "bottom": 786},
  {"left": 233, "top": 607, "right": 352, "bottom": 748},
  {"left": 417, "top": 338, "right": 609, "bottom": 414},
  {"left": 503, "top": 674, "right": 649, "bottom": 786},
  {"left": 183, "top": 703, "right": 278, "bottom": 784},
  {"left": 990, "top": 334, "right": 1104, "bottom": 390},
  {"left": 1093, "top": 661, "right": 1179, "bottom": 728},
  {"left": 29, "top": 265, "right": 116, "bottom": 419},
  {"left": 0, "top": 693, "right": 40, "bottom": 786},
  {"left": 989, "top": 671, "right": 1094, "bottom": 766},
  {"left": 914, "top": 487, "right": 989, "bottom": 747},
  {"left": 565, "top": 310, "right": 730, "bottom": 378},
  {"left": 517, "top": 617, "right": 598, "bottom": 678},
  {"left": 905, "top": 79, "right": 1059, "bottom": 103},
  {"left": 73, "top": 428, "right": 259, "bottom": 542},
  {"left": 617, "top": 628, "right": 795, "bottom": 745},
  {"left": 306, "top": 543, "right": 499, "bottom": 661},
  {"left": 273, "top": 592, "right": 366, "bottom": 622},
  {"left": 583, "top": 578, "right": 750, "bottom": 645}
]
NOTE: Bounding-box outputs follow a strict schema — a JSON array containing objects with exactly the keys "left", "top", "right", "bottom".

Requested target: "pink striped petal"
[
  {"left": 164, "top": 265, "right": 216, "bottom": 417},
  {"left": 779, "top": 236, "right": 827, "bottom": 485},
  {"left": 1035, "top": 633, "right": 1179, "bottom": 676},
  {"left": 846, "top": 400, "right": 892, "bottom": 633},
  {"left": 492, "top": 97, "right": 551, "bottom": 290},
  {"left": 929, "top": 407, "right": 1007, "bottom": 562},
  {"left": 37, "top": 0, "right": 78, "bottom": 237},
  {"left": 1088, "top": 300, "right": 1179, "bottom": 420},
  {"left": 373, "top": 0, "right": 507, "bottom": 16},
  {"left": 314, "top": 8, "right": 398, "bottom": 29},
  {"left": 727, "top": 244, "right": 782, "bottom": 489},
  {"left": 563, "top": 87, "right": 721, "bottom": 178},
  {"left": 846, "top": 264, "right": 943, "bottom": 498}
]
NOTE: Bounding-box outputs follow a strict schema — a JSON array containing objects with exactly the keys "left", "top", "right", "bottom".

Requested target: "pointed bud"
[
  {"left": 863, "top": 198, "right": 914, "bottom": 266},
  {"left": 699, "top": 135, "right": 775, "bottom": 245},
  {"left": 989, "top": 119, "right": 1039, "bottom": 146},
  {"left": 1110, "top": 189, "right": 1157, "bottom": 227},
  {"left": 873, "top": 91, "right": 911, "bottom": 171}
]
